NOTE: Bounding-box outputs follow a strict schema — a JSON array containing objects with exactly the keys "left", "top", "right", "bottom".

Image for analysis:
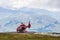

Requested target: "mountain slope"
[{"left": 0, "top": 7, "right": 60, "bottom": 32}]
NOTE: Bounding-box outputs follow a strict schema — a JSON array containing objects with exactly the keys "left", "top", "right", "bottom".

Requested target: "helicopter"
[{"left": 16, "top": 21, "right": 31, "bottom": 33}]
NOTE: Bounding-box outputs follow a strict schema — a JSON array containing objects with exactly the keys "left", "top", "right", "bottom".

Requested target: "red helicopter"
[{"left": 16, "top": 21, "right": 31, "bottom": 33}]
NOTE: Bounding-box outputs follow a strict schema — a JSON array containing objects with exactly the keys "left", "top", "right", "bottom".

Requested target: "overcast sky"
[{"left": 0, "top": 0, "right": 60, "bottom": 12}]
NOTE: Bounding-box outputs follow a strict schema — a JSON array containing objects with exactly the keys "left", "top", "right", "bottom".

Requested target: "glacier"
[{"left": 0, "top": 7, "right": 60, "bottom": 32}]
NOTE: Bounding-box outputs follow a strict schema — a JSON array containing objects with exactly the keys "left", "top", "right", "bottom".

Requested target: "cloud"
[
  {"left": 0, "top": 0, "right": 33, "bottom": 10},
  {"left": 27, "top": 0, "right": 60, "bottom": 12},
  {"left": 0, "top": 0, "right": 60, "bottom": 11}
]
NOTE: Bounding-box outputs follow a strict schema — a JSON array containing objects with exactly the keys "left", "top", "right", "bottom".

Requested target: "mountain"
[{"left": 0, "top": 7, "right": 60, "bottom": 32}]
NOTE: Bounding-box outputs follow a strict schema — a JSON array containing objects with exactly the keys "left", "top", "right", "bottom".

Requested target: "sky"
[
  {"left": 0, "top": 0, "right": 60, "bottom": 12},
  {"left": 0, "top": 0, "right": 60, "bottom": 32}
]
